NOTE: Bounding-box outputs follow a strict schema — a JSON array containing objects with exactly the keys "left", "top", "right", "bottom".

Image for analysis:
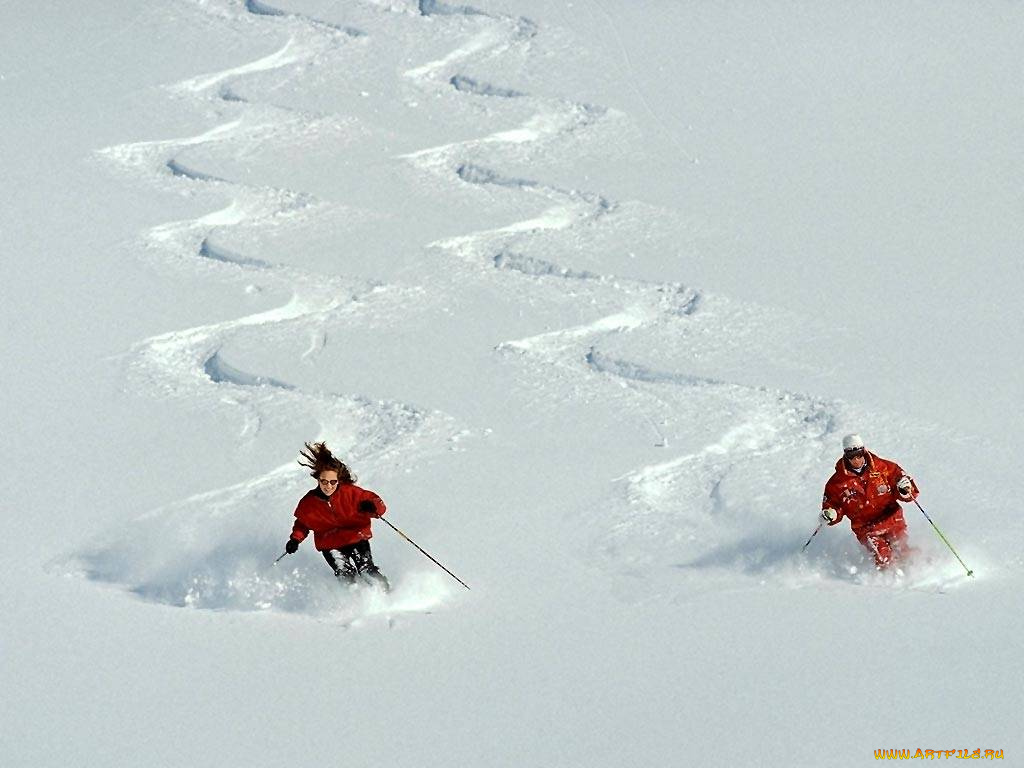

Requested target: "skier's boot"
[{"left": 364, "top": 567, "right": 391, "bottom": 593}]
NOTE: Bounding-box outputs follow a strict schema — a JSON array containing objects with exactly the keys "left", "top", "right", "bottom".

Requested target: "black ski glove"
[
  {"left": 357, "top": 500, "right": 378, "bottom": 517},
  {"left": 285, "top": 538, "right": 299, "bottom": 554}
]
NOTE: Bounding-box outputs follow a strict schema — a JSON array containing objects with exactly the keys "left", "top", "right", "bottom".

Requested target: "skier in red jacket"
[
  {"left": 283, "top": 442, "right": 390, "bottom": 591},
  {"left": 821, "top": 434, "right": 919, "bottom": 570}
]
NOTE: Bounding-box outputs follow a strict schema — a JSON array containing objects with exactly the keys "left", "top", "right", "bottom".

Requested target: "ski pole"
[
  {"left": 801, "top": 520, "right": 824, "bottom": 552},
  {"left": 912, "top": 498, "right": 974, "bottom": 577},
  {"left": 379, "top": 516, "right": 471, "bottom": 590},
  {"left": 273, "top": 551, "right": 288, "bottom": 565}
]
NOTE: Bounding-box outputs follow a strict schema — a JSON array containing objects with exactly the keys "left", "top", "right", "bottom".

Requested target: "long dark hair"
[{"left": 298, "top": 442, "right": 355, "bottom": 484}]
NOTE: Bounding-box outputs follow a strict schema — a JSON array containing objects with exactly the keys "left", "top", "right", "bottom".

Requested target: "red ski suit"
[
  {"left": 822, "top": 452, "right": 918, "bottom": 567},
  {"left": 290, "top": 483, "right": 386, "bottom": 551}
]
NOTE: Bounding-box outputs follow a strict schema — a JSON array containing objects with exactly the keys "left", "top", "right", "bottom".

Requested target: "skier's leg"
[
  {"left": 870, "top": 535, "right": 894, "bottom": 569},
  {"left": 882, "top": 531, "right": 909, "bottom": 567},
  {"left": 874, "top": 510, "right": 910, "bottom": 567},
  {"left": 322, "top": 549, "right": 357, "bottom": 584},
  {"left": 858, "top": 531, "right": 893, "bottom": 569},
  {"left": 888, "top": 512, "right": 911, "bottom": 562},
  {"left": 351, "top": 540, "right": 390, "bottom": 592}
]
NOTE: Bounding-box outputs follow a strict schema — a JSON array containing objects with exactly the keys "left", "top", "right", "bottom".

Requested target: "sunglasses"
[
  {"left": 319, "top": 478, "right": 340, "bottom": 486},
  {"left": 845, "top": 449, "right": 866, "bottom": 460}
]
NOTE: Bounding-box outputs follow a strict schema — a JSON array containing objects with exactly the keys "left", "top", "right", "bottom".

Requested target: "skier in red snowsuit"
[
  {"left": 283, "top": 442, "right": 390, "bottom": 591},
  {"left": 821, "top": 434, "right": 919, "bottom": 569}
]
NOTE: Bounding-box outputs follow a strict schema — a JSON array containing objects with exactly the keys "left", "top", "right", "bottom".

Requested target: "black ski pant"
[{"left": 322, "top": 540, "right": 389, "bottom": 590}]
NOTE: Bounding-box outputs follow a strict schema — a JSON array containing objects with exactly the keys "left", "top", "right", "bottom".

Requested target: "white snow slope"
[{"left": 3, "top": 2, "right": 1022, "bottom": 766}]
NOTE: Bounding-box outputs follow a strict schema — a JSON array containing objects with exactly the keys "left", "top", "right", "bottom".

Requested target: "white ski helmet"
[{"left": 842, "top": 434, "right": 865, "bottom": 454}]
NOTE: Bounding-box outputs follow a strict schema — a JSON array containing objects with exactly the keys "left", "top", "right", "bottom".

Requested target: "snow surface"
[{"left": 3, "top": 1, "right": 1022, "bottom": 766}]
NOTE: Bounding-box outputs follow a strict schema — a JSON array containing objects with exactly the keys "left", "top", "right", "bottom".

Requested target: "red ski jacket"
[
  {"left": 822, "top": 452, "right": 918, "bottom": 536},
  {"left": 290, "top": 483, "right": 386, "bottom": 551}
]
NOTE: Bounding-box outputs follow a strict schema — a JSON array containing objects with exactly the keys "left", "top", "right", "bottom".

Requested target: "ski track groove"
[{"left": 243, "top": 0, "right": 367, "bottom": 37}]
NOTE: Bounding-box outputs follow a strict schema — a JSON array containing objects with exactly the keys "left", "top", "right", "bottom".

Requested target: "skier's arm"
[
  {"left": 821, "top": 489, "right": 843, "bottom": 525},
  {"left": 891, "top": 464, "right": 918, "bottom": 501},
  {"left": 356, "top": 488, "right": 386, "bottom": 517},
  {"left": 290, "top": 519, "right": 310, "bottom": 543}
]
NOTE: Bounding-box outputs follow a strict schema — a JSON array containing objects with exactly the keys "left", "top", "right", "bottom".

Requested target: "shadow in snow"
[
  {"left": 166, "top": 158, "right": 227, "bottom": 183},
  {"left": 457, "top": 163, "right": 538, "bottom": 190},
  {"left": 70, "top": 524, "right": 453, "bottom": 619},
  {"left": 586, "top": 349, "right": 719, "bottom": 387},
  {"left": 450, "top": 74, "right": 524, "bottom": 98},
  {"left": 494, "top": 250, "right": 600, "bottom": 280},
  {"left": 674, "top": 532, "right": 809, "bottom": 575},
  {"left": 455, "top": 164, "right": 617, "bottom": 221},
  {"left": 218, "top": 85, "right": 248, "bottom": 103},
  {"left": 418, "top": 0, "right": 539, "bottom": 41},
  {"left": 419, "top": 0, "right": 487, "bottom": 18},
  {"left": 198, "top": 238, "right": 274, "bottom": 269},
  {"left": 204, "top": 351, "right": 295, "bottom": 389},
  {"left": 244, "top": 0, "right": 365, "bottom": 37}
]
